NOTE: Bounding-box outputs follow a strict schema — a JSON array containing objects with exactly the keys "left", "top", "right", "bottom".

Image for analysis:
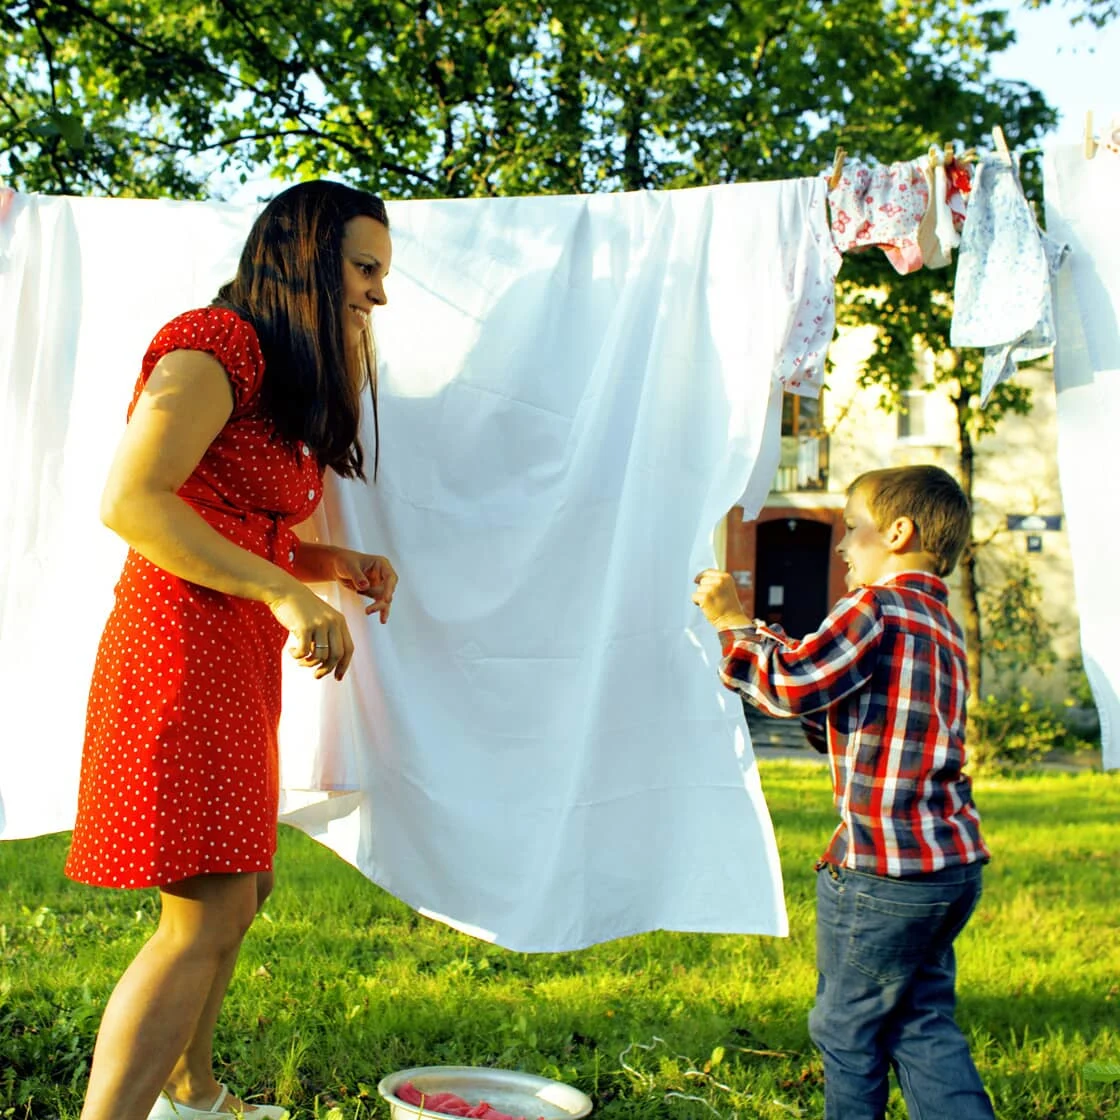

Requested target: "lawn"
[{"left": 2, "top": 761, "right": 1118, "bottom": 1120}]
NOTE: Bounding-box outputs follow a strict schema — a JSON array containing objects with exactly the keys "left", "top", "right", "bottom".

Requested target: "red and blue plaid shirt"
[{"left": 719, "top": 570, "right": 989, "bottom": 876}]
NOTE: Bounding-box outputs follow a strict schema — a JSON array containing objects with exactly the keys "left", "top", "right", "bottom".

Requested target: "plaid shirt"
[{"left": 719, "top": 571, "right": 989, "bottom": 876}]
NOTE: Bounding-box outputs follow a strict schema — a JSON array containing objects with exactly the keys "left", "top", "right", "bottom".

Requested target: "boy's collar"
[{"left": 873, "top": 569, "right": 948, "bottom": 590}]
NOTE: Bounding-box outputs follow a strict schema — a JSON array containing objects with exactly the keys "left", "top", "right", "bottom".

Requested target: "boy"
[{"left": 693, "top": 465, "right": 994, "bottom": 1120}]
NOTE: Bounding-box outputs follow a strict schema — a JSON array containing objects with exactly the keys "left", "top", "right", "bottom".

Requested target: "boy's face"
[{"left": 838, "top": 486, "right": 894, "bottom": 589}]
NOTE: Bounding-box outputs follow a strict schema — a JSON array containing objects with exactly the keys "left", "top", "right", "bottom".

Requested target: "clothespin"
[
  {"left": 1109, "top": 116, "right": 1120, "bottom": 156},
  {"left": 958, "top": 148, "right": 978, "bottom": 166},
  {"left": 1085, "top": 111, "right": 1098, "bottom": 159},
  {"left": 828, "top": 147, "right": 847, "bottom": 190},
  {"left": 991, "top": 126, "right": 1011, "bottom": 163},
  {"left": 945, "top": 142, "right": 955, "bottom": 167}
]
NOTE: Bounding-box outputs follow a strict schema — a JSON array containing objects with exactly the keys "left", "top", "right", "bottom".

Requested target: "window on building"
[
  {"left": 781, "top": 392, "right": 821, "bottom": 436},
  {"left": 897, "top": 389, "right": 928, "bottom": 440},
  {"left": 777, "top": 392, "right": 828, "bottom": 491}
]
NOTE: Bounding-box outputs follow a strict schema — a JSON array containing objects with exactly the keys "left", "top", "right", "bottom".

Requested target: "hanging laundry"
[
  {"left": 826, "top": 157, "right": 929, "bottom": 275},
  {"left": 776, "top": 199, "right": 842, "bottom": 396},
  {"left": 950, "top": 157, "right": 1068, "bottom": 405},
  {"left": 917, "top": 148, "right": 971, "bottom": 269},
  {"left": 946, "top": 157, "right": 973, "bottom": 221},
  {"left": 1043, "top": 143, "right": 1120, "bottom": 772},
  {"left": 0, "top": 180, "right": 839, "bottom": 950}
]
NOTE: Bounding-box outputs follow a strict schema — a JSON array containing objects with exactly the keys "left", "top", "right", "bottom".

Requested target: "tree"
[{"left": 4, "top": 0, "right": 1052, "bottom": 201}]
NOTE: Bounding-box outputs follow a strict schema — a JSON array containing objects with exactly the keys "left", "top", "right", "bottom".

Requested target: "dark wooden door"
[{"left": 755, "top": 518, "right": 832, "bottom": 639}]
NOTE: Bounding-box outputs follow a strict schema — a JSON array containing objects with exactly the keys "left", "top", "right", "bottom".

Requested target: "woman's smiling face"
[{"left": 340, "top": 215, "right": 392, "bottom": 342}]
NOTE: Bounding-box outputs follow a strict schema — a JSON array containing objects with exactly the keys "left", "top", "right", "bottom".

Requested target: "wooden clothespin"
[
  {"left": 828, "top": 147, "right": 847, "bottom": 190},
  {"left": 1084, "top": 111, "right": 1098, "bottom": 159},
  {"left": 945, "top": 142, "right": 955, "bottom": 167},
  {"left": 991, "top": 126, "right": 1011, "bottom": 163},
  {"left": 1102, "top": 115, "right": 1120, "bottom": 155}
]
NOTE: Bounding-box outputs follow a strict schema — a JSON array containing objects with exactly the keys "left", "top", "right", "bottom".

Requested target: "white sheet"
[
  {"left": 1043, "top": 145, "right": 1120, "bottom": 771},
  {"left": 0, "top": 181, "right": 835, "bottom": 947}
]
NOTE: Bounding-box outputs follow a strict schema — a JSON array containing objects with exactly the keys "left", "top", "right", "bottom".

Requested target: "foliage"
[
  {"left": 980, "top": 559, "right": 1058, "bottom": 680},
  {"left": 1083, "top": 1060, "right": 1120, "bottom": 1083},
  {"left": 969, "top": 687, "right": 1094, "bottom": 770},
  {"left": 3, "top": 0, "right": 1055, "bottom": 200},
  {"left": 1065, "top": 652, "right": 1099, "bottom": 711},
  {"left": 3, "top": 765, "right": 1120, "bottom": 1120}
]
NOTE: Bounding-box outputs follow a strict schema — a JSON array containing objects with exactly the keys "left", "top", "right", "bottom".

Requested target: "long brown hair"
[{"left": 215, "top": 180, "right": 388, "bottom": 480}]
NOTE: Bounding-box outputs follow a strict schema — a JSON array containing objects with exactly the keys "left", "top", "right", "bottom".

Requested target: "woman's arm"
[
  {"left": 292, "top": 541, "right": 398, "bottom": 622},
  {"left": 100, "top": 349, "right": 354, "bottom": 677}
]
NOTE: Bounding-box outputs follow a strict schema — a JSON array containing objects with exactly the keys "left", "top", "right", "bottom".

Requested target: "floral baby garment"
[{"left": 827, "top": 157, "right": 930, "bottom": 275}]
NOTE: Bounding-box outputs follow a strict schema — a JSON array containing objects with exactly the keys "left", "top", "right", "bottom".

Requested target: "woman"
[{"left": 64, "top": 180, "right": 398, "bottom": 1120}]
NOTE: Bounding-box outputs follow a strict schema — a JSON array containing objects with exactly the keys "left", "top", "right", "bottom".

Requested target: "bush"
[
  {"left": 968, "top": 687, "right": 1094, "bottom": 771},
  {"left": 980, "top": 561, "right": 1057, "bottom": 680},
  {"left": 1064, "top": 652, "right": 1098, "bottom": 713}
]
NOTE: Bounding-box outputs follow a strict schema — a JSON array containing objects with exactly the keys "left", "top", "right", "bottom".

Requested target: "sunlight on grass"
[{"left": 2, "top": 764, "right": 1118, "bottom": 1119}]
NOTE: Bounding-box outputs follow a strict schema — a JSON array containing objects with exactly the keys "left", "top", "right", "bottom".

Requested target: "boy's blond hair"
[{"left": 849, "top": 465, "right": 970, "bottom": 577}]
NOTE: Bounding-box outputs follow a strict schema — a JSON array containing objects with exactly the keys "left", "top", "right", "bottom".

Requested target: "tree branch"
[{"left": 149, "top": 127, "right": 439, "bottom": 185}]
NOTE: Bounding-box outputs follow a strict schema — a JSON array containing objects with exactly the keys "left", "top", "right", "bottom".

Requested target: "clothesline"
[
  {"left": 0, "top": 144, "right": 1113, "bottom": 966},
  {"left": 809, "top": 122, "right": 1118, "bottom": 407}
]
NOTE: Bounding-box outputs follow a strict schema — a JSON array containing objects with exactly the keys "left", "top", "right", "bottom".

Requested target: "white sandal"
[{"left": 148, "top": 1084, "right": 290, "bottom": 1120}]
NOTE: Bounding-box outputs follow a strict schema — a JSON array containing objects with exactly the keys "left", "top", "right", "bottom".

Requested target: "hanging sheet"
[
  {"left": 0, "top": 180, "right": 836, "bottom": 948},
  {"left": 1043, "top": 145, "right": 1120, "bottom": 772}
]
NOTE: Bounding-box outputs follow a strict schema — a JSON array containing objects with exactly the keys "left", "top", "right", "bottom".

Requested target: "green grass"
[{"left": 2, "top": 762, "right": 1119, "bottom": 1120}]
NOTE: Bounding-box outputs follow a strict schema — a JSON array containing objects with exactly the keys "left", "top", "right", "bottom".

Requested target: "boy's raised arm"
[{"left": 693, "top": 568, "right": 884, "bottom": 718}]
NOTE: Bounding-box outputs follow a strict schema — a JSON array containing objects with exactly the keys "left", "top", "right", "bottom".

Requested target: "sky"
[{"left": 989, "top": 3, "right": 1120, "bottom": 144}]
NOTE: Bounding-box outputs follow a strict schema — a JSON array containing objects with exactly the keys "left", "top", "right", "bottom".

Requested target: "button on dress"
[{"left": 65, "top": 308, "right": 324, "bottom": 888}]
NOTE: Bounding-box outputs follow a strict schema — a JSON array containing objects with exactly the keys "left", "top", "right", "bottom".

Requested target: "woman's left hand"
[{"left": 329, "top": 549, "right": 398, "bottom": 622}]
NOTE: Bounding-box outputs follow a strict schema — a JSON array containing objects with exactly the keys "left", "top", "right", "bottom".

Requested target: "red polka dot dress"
[{"left": 65, "top": 308, "right": 324, "bottom": 889}]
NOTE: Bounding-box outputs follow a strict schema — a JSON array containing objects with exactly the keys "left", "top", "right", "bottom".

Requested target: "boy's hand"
[{"left": 692, "top": 569, "right": 752, "bottom": 631}]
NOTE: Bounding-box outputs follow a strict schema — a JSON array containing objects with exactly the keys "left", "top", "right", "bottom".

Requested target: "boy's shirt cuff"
[{"left": 719, "top": 620, "right": 793, "bottom": 655}]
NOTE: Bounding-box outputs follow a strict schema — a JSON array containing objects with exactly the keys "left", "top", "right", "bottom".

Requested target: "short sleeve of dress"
[{"left": 134, "top": 307, "right": 266, "bottom": 417}]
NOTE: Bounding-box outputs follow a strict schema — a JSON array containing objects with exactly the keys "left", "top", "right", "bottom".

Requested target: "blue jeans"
[{"left": 809, "top": 861, "right": 995, "bottom": 1120}]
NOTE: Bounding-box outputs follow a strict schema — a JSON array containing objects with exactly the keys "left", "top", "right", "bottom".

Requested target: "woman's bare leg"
[
  {"left": 79, "top": 872, "right": 260, "bottom": 1120},
  {"left": 162, "top": 872, "right": 276, "bottom": 1109}
]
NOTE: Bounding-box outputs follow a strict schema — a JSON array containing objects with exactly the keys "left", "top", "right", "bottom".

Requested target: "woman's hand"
[
  {"left": 327, "top": 548, "right": 398, "bottom": 623},
  {"left": 267, "top": 586, "right": 355, "bottom": 680}
]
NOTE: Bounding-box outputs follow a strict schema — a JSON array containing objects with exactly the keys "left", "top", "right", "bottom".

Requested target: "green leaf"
[
  {"left": 51, "top": 112, "right": 86, "bottom": 152},
  {"left": 1083, "top": 1060, "right": 1120, "bottom": 1083}
]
